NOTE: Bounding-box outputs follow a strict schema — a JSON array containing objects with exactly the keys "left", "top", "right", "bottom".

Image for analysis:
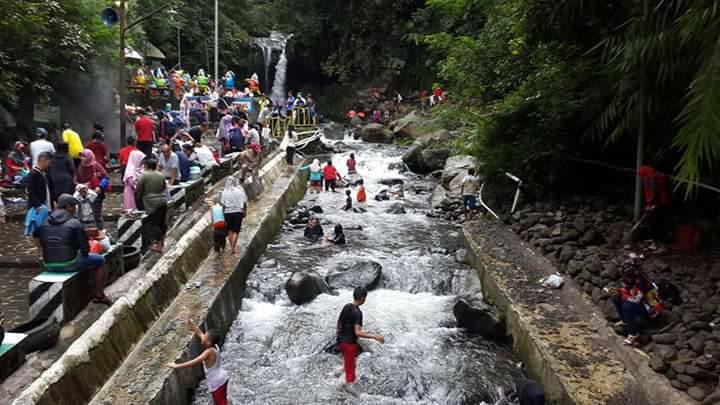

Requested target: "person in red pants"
[{"left": 336, "top": 287, "right": 385, "bottom": 396}]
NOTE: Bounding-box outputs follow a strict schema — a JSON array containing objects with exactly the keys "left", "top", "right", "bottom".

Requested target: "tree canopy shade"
[
  {"left": 0, "top": 0, "right": 100, "bottom": 108},
  {"left": 1, "top": 0, "right": 718, "bottom": 196}
]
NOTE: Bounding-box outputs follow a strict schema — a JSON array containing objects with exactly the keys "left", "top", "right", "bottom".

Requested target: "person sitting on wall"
[{"left": 33, "top": 194, "right": 111, "bottom": 305}]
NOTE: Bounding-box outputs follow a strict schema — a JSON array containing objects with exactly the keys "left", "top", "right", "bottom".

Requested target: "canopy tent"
[
  {"left": 124, "top": 42, "right": 165, "bottom": 62},
  {"left": 125, "top": 47, "right": 143, "bottom": 61},
  {"left": 143, "top": 42, "right": 165, "bottom": 60}
]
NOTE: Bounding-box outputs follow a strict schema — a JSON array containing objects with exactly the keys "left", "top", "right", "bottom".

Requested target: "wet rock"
[
  {"left": 453, "top": 299, "right": 506, "bottom": 340},
  {"left": 325, "top": 261, "right": 383, "bottom": 291},
  {"left": 388, "top": 162, "right": 409, "bottom": 173},
  {"left": 386, "top": 203, "right": 406, "bottom": 214},
  {"left": 375, "top": 189, "right": 391, "bottom": 201},
  {"left": 378, "top": 178, "right": 404, "bottom": 186},
  {"left": 258, "top": 259, "right": 277, "bottom": 269},
  {"left": 688, "top": 386, "right": 707, "bottom": 401},
  {"left": 359, "top": 123, "right": 394, "bottom": 143},
  {"left": 285, "top": 272, "right": 330, "bottom": 305},
  {"left": 455, "top": 249, "right": 468, "bottom": 264},
  {"left": 419, "top": 149, "right": 451, "bottom": 173},
  {"left": 309, "top": 205, "right": 323, "bottom": 214}
]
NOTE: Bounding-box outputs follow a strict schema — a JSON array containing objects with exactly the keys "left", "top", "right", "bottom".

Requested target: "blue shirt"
[{"left": 177, "top": 151, "right": 191, "bottom": 182}]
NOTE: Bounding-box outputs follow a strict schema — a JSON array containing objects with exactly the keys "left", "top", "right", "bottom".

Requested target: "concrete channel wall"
[
  {"left": 462, "top": 220, "right": 694, "bottom": 405},
  {"left": 12, "top": 150, "right": 305, "bottom": 405}
]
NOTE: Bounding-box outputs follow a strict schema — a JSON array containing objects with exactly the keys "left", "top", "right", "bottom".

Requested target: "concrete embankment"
[
  {"left": 462, "top": 219, "right": 694, "bottom": 405},
  {"left": 12, "top": 150, "right": 305, "bottom": 405},
  {"left": 87, "top": 156, "right": 306, "bottom": 405}
]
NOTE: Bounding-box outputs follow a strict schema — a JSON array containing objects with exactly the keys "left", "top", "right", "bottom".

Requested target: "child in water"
[
  {"left": 356, "top": 179, "right": 367, "bottom": 203},
  {"left": 327, "top": 224, "right": 346, "bottom": 245},
  {"left": 343, "top": 189, "right": 352, "bottom": 211},
  {"left": 166, "top": 318, "right": 229, "bottom": 405}
]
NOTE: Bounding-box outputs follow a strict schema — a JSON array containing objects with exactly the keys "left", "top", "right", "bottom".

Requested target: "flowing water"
[
  {"left": 193, "top": 137, "right": 523, "bottom": 404},
  {"left": 253, "top": 31, "right": 292, "bottom": 100}
]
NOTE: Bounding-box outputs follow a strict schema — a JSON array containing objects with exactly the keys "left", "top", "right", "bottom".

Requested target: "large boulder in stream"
[
  {"left": 326, "top": 261, "right": 383, "bottom": 290},
  {"left": 285, "top": 272, "right": 330, "bottom": 305},
  {"left": 403, "top": 145, "right": 450, "bottom": 174},
  {"left": 358, "top": 123, "right": 394, "bottom": 143},
  {"left": 453, "top": 299, "right": 506, "bottom": 340}
]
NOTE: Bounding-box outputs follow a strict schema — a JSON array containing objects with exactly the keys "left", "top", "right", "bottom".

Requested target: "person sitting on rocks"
[
  {"left": 304, "top": 217, "right": 324, "bottom": 241},
  {"left": 33, "top": 194, "right": 111, "bottom": 305},
  {"left": 326, "top": 224, "right": 346, "bottom": 245},
  {"left": 609, "top": 255, "right": 665, "bottom": 345}
]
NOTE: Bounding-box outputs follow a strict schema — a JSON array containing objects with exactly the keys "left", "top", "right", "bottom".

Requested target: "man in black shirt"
[
  {"left": 336, "top": 287, "right": 384, "bottom": 395},
  {"left": 187, "top": 122, "right": 208, "bottom": 143}
]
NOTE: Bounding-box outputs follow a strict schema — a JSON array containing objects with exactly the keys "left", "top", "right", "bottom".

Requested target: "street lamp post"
[{"left": 214, "top": 0, "right": 219, "bottom": 84}]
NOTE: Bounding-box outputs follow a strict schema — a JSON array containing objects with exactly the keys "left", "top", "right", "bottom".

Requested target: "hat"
[
  {"left": 57, "top": 194, "right": 79, "bottom": 209},
  {"left": 36, "top": 127, "right": 48, "bottom": 138}
]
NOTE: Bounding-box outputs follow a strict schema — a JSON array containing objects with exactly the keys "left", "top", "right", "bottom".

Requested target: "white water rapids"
[{"left": 192, "top": 136, "right": 524, "bottom": 404}]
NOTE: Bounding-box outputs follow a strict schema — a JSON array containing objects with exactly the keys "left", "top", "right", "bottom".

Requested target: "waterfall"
[
  {"left": 252, "top": 31, "right": 292, "bottom": 102},
  {"left": 270, "top": 49, "right": 288, "bottom": 107}
]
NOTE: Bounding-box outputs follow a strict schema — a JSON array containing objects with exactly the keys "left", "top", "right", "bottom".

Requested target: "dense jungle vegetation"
[{"left": 2, "top": 0, "right": 719, "bottom": 194}]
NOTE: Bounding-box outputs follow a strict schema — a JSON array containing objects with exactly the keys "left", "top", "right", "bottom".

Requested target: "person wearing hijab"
[
  {"left": 49, "top": 143, "right": 75, "bottom": 200},
  {"left": 300, "top": 159, "right": 323, "bottom": 193},
  {"left": 76, "top": 149, "right": 110, "bottom": 229},
  {"left": 220, "top": 177, "right": 248, "bottom": 255},
  {"left": 4, "top": 141, "right": 29, "bottom": 186},
  {"left": 123, "top": 150, "right": 146, "bottom": 210}
]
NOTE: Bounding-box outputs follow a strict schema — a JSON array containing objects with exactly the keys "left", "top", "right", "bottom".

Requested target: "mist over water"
[{"left": 192, "top": 139, "right": 523, "bottom": 404}]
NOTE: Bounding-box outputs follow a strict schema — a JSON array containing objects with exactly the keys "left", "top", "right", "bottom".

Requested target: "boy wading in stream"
[
  {"left": 336, "top": 287, "right": 385, "bottom": 396},
  {"left": 166, "top": 318, "right": 229, "bottom": 405}
]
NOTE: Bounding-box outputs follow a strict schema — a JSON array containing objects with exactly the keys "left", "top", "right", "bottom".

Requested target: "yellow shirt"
[{"left": 62, "top": 129, "right": 83, "bottom": 158}]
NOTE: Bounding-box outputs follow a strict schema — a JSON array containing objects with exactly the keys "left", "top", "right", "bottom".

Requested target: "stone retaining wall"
[
  {"left": 11, "top": 147, "right": 300, "bottom": 405},
  {"left": 462, "top": 219, "right": 694, "bottom": 405}
]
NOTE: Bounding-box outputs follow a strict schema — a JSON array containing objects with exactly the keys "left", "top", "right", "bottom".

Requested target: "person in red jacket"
[
  {"left": 86, "top": 123, "right": 109, "bottom": 169},
  {"left": 134, "top": 109, "right": 155, "bottom": 157},
  {"left": 323, "top": 160, "right": 342, "bottom": 192},
  {"left": 637, "top": 165, "right": 671, "bottom": 241}
]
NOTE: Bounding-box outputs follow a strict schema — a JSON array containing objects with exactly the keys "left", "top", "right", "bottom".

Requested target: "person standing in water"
[
  {"left": 323, "top": 160, "right": 341, "bottom": 192},
  {"left": 166, "top": 318, "right": 229, "bottom": 405},
  {"left": 356, "top": 179, "right": 367, "bottom": 203},
  {"left": 220, "top": 177, "right": 248, "bottom": 255},
  {"left": 346, "top": 153, "right": 357, "bottom": 175},
  {"left": 336, "top": 287, "right": 384, "bottom": 395},
  {"left": 301, "top": 159, "right": 323, "bottom": 193}
]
